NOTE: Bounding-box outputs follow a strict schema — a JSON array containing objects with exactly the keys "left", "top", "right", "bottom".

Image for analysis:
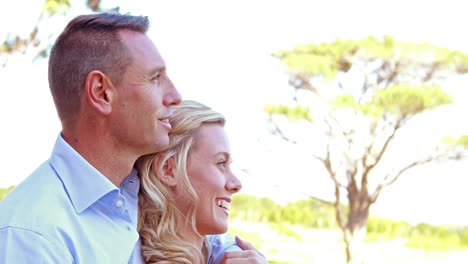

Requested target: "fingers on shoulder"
[{"left": 222, "top": 250, "right": 268, "bottom": 264}]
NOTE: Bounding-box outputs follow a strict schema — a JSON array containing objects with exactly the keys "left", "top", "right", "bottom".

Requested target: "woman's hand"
[{"left": 219, "top": 236, "right": 268, "bottom": 264}]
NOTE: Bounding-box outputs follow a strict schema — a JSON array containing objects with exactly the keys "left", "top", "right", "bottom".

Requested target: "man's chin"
[{"left": 153, "top": 137, "right": 170, "bottom": 152}]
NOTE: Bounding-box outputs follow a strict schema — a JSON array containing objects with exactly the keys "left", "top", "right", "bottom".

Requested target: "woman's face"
[{"left": 181, "top": 123, "right": 242, "bottom": 235}]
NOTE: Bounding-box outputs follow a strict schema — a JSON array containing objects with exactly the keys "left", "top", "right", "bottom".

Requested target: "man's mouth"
[{"left": 158, "top": 118, "right": 172, "bottom": 129}]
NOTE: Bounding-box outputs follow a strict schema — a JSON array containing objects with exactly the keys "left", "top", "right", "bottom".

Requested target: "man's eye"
[
  {"left": 151, "top": 73, "right": 161, "bottom": 81},
  {"left": 217, "top": 161, "right": 226, "bottom": 167}
]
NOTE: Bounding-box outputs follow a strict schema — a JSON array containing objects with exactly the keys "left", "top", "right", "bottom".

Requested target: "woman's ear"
[{"left": 152, "top": 156, "right": 177, "bottom": 187}]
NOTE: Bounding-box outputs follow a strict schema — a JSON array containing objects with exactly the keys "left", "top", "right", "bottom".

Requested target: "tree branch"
[
  {"left": 369, "top": 147, "right": 458, "bottom": 203},
  {"left": 267, "top": 116, "right": 297, "bottom": 144},
  {"left": 334, "top": 178, "right": 347, "bottom": 231},
  {"left": 361, "top": 118, "right": 402, "bottom": 195}
]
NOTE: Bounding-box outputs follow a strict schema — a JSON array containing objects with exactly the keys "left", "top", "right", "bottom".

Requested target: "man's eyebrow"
[{"left": 149, "top": 66, "right": 166, "bottom": 75}]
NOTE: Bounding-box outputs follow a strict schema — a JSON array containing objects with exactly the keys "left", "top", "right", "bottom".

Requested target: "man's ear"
[
  {"left": 85, "top": 70, "right": 115, "bottom": 115},
  {"left": 152, "top": 156, "right": 177, "bottom": 187}
]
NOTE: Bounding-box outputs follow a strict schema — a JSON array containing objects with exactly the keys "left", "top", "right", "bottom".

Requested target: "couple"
[{"left": 0, "top": 12, "right": 266, "bottom": 264}]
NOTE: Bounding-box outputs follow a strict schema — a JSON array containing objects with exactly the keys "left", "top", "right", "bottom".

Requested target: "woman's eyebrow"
[{"left": 216, "top": 152, "right": 232, "bottom": 162}]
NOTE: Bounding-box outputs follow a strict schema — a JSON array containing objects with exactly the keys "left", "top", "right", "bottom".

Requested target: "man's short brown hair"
[{"left": 48, "top": 12, "right": 149, "bottom": 123}]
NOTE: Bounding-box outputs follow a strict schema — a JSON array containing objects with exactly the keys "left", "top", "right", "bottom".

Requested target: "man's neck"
[{"left": 61, "top": 131, "right": 137, "bottom": 187}]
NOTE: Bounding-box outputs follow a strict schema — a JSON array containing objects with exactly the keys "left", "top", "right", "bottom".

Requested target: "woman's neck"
[
  {"left": 178, "top": 224, "right": 204, "bottom": 249},
  {"left": 175, "top": 214, "right": 206, "bottom": 263}
]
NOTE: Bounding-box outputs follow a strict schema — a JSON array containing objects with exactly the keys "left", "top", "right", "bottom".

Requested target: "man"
[{"left": 0, "top": 13, "right": 266, "bottom": 263}]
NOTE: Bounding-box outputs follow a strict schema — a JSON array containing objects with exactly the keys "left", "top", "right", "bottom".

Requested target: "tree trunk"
[
  {"left": 341, "top": 192, "right": 371, "bottom": 264},
  {"left": 344, "top": 225, "right": 367, "bottom": 264}
]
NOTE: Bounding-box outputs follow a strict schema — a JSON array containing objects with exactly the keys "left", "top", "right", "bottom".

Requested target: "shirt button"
[{"left": 116, "top": 200, "right": 124, "bottom": 208}]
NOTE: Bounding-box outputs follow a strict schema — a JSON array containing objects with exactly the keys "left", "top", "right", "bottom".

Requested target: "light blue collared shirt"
[
  {"left": 0, "top": 135, "right": 141, "bottom": 263},
  {"left": 208, "top": 233, "right": 242, "bottom": 264},
  {"left": 0, "top": 134, "right": 241, "bottom": 263}
]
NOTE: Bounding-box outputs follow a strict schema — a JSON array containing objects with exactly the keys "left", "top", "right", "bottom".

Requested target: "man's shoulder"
[
  {"left": 208, "top": 234, "right": 242, "bottom": 264},
  {"left": 0, "top": 161, "right": 70, "bottom": 229},
  {"left": 208, "top": 234, "right": 241, "bottom": 252}
]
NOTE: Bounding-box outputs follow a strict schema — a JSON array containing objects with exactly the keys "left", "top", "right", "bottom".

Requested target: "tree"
[
  {"left": 265, "top": 36, "right": 468, "bottom": 263},
  {"left": 1, "top": 0, "right": 70, "bottom": 66},
  {"left": 0, "top": 0, "right": 119, "bottom": 67}
]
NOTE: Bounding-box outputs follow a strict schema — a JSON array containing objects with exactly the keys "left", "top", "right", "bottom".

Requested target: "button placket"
[{"left": 116, "top": 199, "right": 124, "bottom": 208}]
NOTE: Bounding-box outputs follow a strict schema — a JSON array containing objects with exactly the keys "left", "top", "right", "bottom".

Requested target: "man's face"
[
  {"left": 181, "top": 124, "right": 242, "bottom": 235},
  {"left": 111, "top": 30, "right": 181, "bottom": 156}
]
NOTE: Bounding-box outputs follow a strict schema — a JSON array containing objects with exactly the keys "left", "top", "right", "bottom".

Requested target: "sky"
[{"left": 1, "top": 0, "right": 467, "bottom": 225}]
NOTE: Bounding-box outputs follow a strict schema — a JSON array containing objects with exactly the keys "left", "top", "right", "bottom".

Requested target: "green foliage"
[
  {"left": 228, "top": 226, "right": 263, "bottom": 248},
  {"left": 270, "top": 35, "right": 468, "bottom": 262},
  {"left": 367, "top": 216, "right": 411, "bottom": 239},
  {"left": 44, "top": 0, "right": 71, "bottom": 15},
  {"left": 274, "top": 38, "right": 357, "bottom": 78},
  {"left": 231, "top": 194, "right": 337, "bottom": 229},
  {"left": 0, "top": 43, "right": 11, "bottom": 53},
  {"left": 230, "top": 194, "right": 282, "bottom": 223},
  {"left": 274, "top": 35, "right": 468, "bottom": 79},
  {"left": 367, "top": 217, "right": 468, "bottom": 251},
  {"left": 331, "top": 94, "right": 357, "bottom": 108},
  {"left": 461, "top": 228, "right": 468, "bottom": 245},
  {"left": 330, "top": 85, "right": 453, "bottom": 120},
  {"left": 232, "top": 194, "right": 468, "bottom": 251},
  {"left": 405, "top": 224, "right": 468, "bottom": 251},
  {"left": 264, "top": 104, "right": 312, "bottom": 122},
  {"left": 270, "top": 36, "right": 458, "bottom": 126},
  {"left": 228, "top": 222, "right": 310, "bottom": 264},
  {"left": 331, "top": 94, "right": 381, "bottom": 118},
  {"left": 269, "top": 223, "right": 302, "bottom": 241},
  {"left": 1, "top": 0, "right": 72, "bottom": 56},
  {"left": 0, "top": 186, "right": 14, "bottom": 200},
  {"left": 372, "top": 84, "right": 453, "bottom": 116},
  {"left": 442, "top": 135, "right": 468, "bottom": 149}
]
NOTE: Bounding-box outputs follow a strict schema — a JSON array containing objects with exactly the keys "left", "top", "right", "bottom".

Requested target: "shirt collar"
[
  {"left": 49, "top": 134, "right": 118, "bottom": 214},
  {"left": 119, "top": 168, "right": 140, "bottom": 198}
]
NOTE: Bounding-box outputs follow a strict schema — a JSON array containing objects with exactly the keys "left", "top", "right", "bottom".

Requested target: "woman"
[{"left": 137, "top": 100, "right": 245, "bottom": 263}]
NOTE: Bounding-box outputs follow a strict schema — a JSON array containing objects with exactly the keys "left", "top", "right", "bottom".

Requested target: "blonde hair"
[{"left": 137, "top": 100, "right": 225, "bottom": 263}]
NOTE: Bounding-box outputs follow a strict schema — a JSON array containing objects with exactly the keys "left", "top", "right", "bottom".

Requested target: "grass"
[{"left": 228, "top": 220, "right": 468, "bottom": 264}]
